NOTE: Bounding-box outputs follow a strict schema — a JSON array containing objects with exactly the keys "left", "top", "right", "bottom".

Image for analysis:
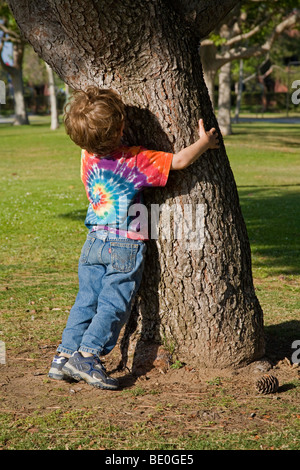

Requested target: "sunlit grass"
[{"left": 226, "top": 121, "right": 300, "bottom": 334}]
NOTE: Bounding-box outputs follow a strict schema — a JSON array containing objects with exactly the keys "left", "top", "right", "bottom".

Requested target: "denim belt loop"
[{"left": 93, "top": 230, "right": 109, "bottom": 242}]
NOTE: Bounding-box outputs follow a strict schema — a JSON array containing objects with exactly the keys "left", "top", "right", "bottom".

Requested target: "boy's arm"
[{"left": 171, "top": 119, "right": 219, "bottom": 170}]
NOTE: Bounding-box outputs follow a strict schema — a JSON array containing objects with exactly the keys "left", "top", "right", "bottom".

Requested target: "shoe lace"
[{"left": 93, "top": 355, "right": 106, "bottom": 372}]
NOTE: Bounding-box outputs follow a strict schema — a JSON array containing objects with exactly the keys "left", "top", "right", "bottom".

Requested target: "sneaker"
[
  {"left": 61, "top": 352, "right": 119, "bottom": 390},
  {"left": 48, "top": 355, "right": 69, "bottom": 380}
]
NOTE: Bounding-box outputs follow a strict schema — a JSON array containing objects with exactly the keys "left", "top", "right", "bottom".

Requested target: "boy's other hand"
[
  {"left": 171, "top": 118, "right": 220, "bottom": 170},
  {"left": 198, "top": 119, "right": 220, "bottom": 149}
]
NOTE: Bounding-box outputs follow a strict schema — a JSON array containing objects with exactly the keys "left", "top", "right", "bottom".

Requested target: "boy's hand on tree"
[
  {"left": 171, "top": 119, "right": 220, "bottom": 170},
  {"left": 198, "top": 119, "right": 219, "bottom": 149}
]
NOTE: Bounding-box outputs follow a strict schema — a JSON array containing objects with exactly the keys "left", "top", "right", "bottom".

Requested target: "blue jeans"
[{"left": 57, "top": 231, "right": 146, "bottom": 357}]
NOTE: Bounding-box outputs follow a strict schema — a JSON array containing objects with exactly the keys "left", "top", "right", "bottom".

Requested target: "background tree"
[
  {"left": 0, "top": 0, "right": 29, "bottom": 124},
  {"left": 45, "top": 62, "right": 60, "bottom": 130},
  {"left": 201, "top": 0, "right": 300, "bottom": 135},
  {"left": 6, "top": 0, "right": 265, "bottom": 372},
  {"left": 22, "top": 46, "right": 62, "bottom": 129}
]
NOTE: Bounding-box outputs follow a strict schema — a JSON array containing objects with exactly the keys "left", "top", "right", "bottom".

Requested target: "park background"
[{"left": 0, "top": 1, "right": 300, "bottom": 451}]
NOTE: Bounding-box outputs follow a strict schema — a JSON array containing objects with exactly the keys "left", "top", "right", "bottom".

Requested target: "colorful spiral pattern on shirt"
[
  {"left": 81, "top": 146, "right": 173, "bottom": 238},
  {"left": 83, "top": 163, "right": 136, "bottom": 226}
]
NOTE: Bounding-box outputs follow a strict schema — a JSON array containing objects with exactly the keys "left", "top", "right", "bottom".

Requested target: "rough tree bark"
[{"left": 7, "top": 0, "right": 265, "bottom": 371}]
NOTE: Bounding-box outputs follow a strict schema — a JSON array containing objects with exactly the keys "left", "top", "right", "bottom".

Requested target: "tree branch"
[
  {"left": 263, "top": 11, "right": 300, "bottom": 52},
  {"left": 216, "top": 10, "right": 300, "bottom": 64},
  {"left": 0, "top": 22, "right": 20, "bottom": 41},
  {"left": 225, "top": 15, "right": 272, "bottom": 47},
  {"left": 6, "top": 0, "right": 91, "bottom": 88}
]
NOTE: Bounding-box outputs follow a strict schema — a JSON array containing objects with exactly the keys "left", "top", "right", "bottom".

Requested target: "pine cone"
[{"left": 255, "top": 374, "right": 279, "bottom": 394}]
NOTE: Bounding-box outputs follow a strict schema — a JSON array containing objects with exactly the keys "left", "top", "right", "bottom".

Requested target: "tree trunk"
[
  {"left": 7, "top": 0, "right": 265, "bottom": 371},
  {"left": 0, "top": 80, "right": 5, "bottom": 105},
  {"left": 199, "top": 41, "right": 219, "bottom": 108},
  {"left": 4, "top": 42, "right": 29, "bottom": 125},
  {"left": 218, "top": 61, "right": 232, "bottom": 136},
  {"left": 45, "top": 63, "right": 60, "bottom": 130},
  {"left": 10, "top": 69, "right": 29, "bottom": 125},
  {"left": 234, "top": 59, "right": 244, "bottom": 124}
]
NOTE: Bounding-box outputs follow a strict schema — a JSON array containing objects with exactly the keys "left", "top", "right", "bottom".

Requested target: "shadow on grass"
[
  {"left": 265, "top": 320, "right": 300, "bottom": 363},
  {"left": 238, "top": 187, "right": 300, "bottom": 275},
  {"left": 57, "top": 209, "right": 87, "bottom": 221}
]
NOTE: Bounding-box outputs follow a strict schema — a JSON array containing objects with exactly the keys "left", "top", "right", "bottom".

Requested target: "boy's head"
[{"left": 64, "top": 86, "right": 125, "bottom": 155}]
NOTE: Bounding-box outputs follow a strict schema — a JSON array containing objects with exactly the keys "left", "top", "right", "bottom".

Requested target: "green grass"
[
  {"left": 0, "top": 115, "right": 299, "bottom": 450},
  {"left": 0, "top": 117, "right": 87, "bottom": 348},
  {"left": 1, "top": 409, "right": 299, "bottom": 450},
  {"left": 226, "top": 121, "right": 300, "bottom": 342}
]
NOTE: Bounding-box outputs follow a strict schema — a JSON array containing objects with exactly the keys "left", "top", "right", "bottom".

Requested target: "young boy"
[{"left": 48, "top": 86, "right": 219, "bottom": 390}]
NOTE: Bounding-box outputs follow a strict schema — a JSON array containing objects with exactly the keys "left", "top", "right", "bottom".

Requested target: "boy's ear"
[{"left": 120, "top": 121, "right": 125, "bottom": 136}]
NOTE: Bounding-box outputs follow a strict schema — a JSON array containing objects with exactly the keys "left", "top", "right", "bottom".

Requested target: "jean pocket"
[
  {"left": 110, "top": 242, "right": 139, "bottom": 273},
  {"left": 79, "top": 237, "right": 96, "bottom": 264}
]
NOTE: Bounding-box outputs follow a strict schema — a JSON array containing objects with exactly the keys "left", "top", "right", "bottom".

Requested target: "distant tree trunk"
[
  {"left": 7, "top": 0, "right": 265, "bottom": 371},
  {"left": 1, "top": 42, "right": 29, "bottom": 125},
  {"left": 234, "top": 59, "right": 244, "bottom": 123},
  {"left": 45, "top": 62, "right": 59, "bottom": 130},
  {"left": 218, "top": 61, "right": 232, "bottom": 136},
  {"left": 199, "top": 41, "right": 219, "bottom": 107}
]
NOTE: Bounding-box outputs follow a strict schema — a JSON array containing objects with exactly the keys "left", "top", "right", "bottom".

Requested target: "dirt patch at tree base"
[{"left": 1, "top": 341, "right": 299, "bottom": 449}]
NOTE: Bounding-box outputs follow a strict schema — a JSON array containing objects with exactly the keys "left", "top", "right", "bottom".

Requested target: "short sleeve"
[
  {"left": 81, "top": 149, "right": 87, "bottom": 184},
  {"left": 136, "top": 147, "right": 173, "bottom": 188}
]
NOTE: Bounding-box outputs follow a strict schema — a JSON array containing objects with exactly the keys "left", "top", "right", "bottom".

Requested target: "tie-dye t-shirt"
[{"left": 81, "top": 146, "right": 173, "bottom": 240}]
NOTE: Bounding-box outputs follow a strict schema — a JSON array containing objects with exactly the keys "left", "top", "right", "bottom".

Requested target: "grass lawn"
[
  {"left": 226, "top": 121, "right": 300, "bottom": 350},
  {"left": 0, "top": 116, "right": 299, "bottom": 450},
  {"left": 0, "top": 117, "right": 88, "bottom": 351}
]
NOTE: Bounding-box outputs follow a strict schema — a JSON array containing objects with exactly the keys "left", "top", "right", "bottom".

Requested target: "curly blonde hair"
[{"left": 64, "top": 86, "right": 125, "bottom": 155}]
